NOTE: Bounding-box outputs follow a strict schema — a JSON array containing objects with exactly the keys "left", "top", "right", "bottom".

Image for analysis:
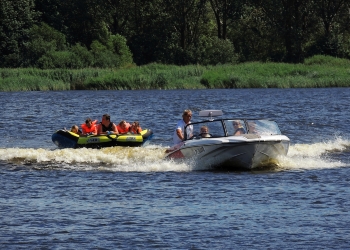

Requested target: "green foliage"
[
  {"left": 194, "top": 36, "right": 238, "bottom": 65},
  {"left": 201, "top": 56, "right": 350, "bottom": 88},
  {"left": 24, "top": 22, "right": 67, "bottom": 66},
  {"left": 90, "top": 34, "right": 134, "bottom": 68},
  {"left": 304, "top": 55, "right": 350, "bottom": 67},
  {"left": 0, "top": 75, "right": 69, "bottom": 91},
  {"left": 37, "top": 51, "right": 75, "bottom": 69},
  {"left": 1, "top": 56, "right": 350, "bottom": 91},
  {"left": 85, "top": 63, "right": 205, "bottom": 89},
  {"left": 108, "top": 34, "right": 133, "bottom": 67},
  {"left": 22, "top": 22, "right": 133, "bottom": 69},
  {"left": 70, "top": 43, "right": 94, "bottom": 68},
  {"left": 0, "top": 0, "right": 36, "bottom": 67}
]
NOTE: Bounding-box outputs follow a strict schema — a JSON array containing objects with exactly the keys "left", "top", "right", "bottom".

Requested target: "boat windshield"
[
  {"left": 186, "top": 120, "right": 226, "bottom": 139},
  {"left": 185, "top": 119, "right": 282, "bottom": 139},
  {"left": 245, "top": 119, "right": 282, "bottom": 135}
]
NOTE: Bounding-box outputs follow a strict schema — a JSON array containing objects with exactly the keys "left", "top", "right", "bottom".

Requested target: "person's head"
[
  {"left": 85, "top": 118, "right": 92, "bottom": 127},
  {"left": 132, "top": 121, "right": 140, "bottom": 128},
  {"left": 200, "top": 126, "right": 209, "bottom": 134},
  {"left": 119, "top": 120, "right": 127, "bottom": 128},
  {"left": 71, "top": 125, "right": 79, "bottom": 133},
  {"left": 233, "top": 120, "right": 241, "bottom": 128},
  {"left": 102, "top": 114, "right": 110, "bottom": 122},
  {"left": 247, "top": 121, "right": 256, "bottom": 133},
  {"left": 182, "top": 109, "right": 192, "bottom": 123}
]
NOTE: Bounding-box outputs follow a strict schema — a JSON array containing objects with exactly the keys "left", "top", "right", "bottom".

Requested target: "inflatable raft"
[{"left": 52, "top": 129, "right": 153, "bottom": 149}]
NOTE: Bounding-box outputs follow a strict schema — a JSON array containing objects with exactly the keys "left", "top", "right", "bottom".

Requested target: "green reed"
[{"left": 1, "top": 55, "right": 350, "bottom": 91}]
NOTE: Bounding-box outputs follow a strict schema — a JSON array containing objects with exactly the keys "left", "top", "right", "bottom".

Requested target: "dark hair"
[
  {"left": 85, "top": 118, "right": 92, "bottom": 124},
  {"left": 103, "top": 114, "right": 110, "bottom": 121}
]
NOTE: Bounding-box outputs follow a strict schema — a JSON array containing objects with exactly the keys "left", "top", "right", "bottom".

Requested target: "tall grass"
[
  {"left": 1, "top": 55, "right": 350, "bottom": 91},
  {"left": 84, "top": 64, "right": 205, "bottom": 90}
]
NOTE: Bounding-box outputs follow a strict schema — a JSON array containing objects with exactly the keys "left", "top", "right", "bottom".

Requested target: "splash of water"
[
  {"left": 1, "top": 137, "right": 349, "bottom": 171},
  {"left": 0, "top": 145, "right": 192, "bottom": 172},
  {"left": 278, "top": 136, "right": 350, "bottom": 170}
]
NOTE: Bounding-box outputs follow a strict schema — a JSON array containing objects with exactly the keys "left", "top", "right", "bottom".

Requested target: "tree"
[
  {"left": 0, "top": 0, "right": 37, "bottom": 67},
  {"left": 164, "top": 0, "right": 208, "bottom": 50},
  {"left": 24, "top": 22, "right": 67, "bottom": 66},
  {"left": 312, "top": 0, "right": 348, "bottom": 55},
  {"left": 208, "top": 0, "right": 245, "bottom": 39},
  {"left": 251, "top": 0, "right": 315, "bottom": 63}
]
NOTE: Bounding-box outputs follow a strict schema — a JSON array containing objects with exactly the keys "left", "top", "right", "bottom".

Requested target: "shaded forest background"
[{"left": 1, "top": 0, "right": 350, "bottom": 69}]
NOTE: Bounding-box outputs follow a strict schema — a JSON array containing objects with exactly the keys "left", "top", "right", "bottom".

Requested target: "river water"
[{"left": 1, "top": 88, "right": 350, "bottom": 249}]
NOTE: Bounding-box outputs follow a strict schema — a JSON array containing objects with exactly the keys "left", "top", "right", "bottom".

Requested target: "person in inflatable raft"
[
  {"left": 130, "top": 121, "right": 142, "bottom": 134},
  {"left": 81, "top": 118, "right": 98, "bottom": 136},
  {"left": 117, "top": 120, "right": 131, "bottom": 134},
  {"left": 98, "top": 114, "right": 119, "bottom": 135},
  {"left": 70, "top": 125, "right": 82, "bottom": 135}
]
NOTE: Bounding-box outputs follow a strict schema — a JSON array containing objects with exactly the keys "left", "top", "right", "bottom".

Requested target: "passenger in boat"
[
  {"left": 98, "top": 114, "right": 119, "bottom": 135},
  {"left": 172, "top": 109, "right": 193, "bottom": 145},
  {"left": 233, "top": 120, "right": 246, "bottom": 135},
  {"left": 200, "top": 126, "right": 211, "bottom": 138},
  {"left": 70, "top": 125, "right": 82, "bottom": 135},
  {"left": 247, "top": 121, "right": 258, "bottom": 134},
  {"left": 117, "top": 120, "right": 131, "bottom": 134},
  {"left": 130, "top": 121, "right": 142, "bottom": 134},
  {"left": 81, "top": 118, "right": 97, "bottom": 135}
]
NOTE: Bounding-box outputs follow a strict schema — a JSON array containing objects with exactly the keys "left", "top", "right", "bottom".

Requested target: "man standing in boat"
[
  {"left": 98, "top": 114, "right": 119, "bottom": 135},
  {"left": 172, "top": 109, "right": 193, "bottom": 145}
]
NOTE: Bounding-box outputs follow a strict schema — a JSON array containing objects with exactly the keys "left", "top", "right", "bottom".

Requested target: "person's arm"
[
  {"left": 91, "top": 126, "right": 97, "bottom": 135},
  {"left": 97, "top": 124, "right": 103, "bottom": 135},
  {"left": 112, "top": 124, "right": 119, "bottom": 135},
  {"left": 176, "top": 128, "right": 184, "bottom": 141}
]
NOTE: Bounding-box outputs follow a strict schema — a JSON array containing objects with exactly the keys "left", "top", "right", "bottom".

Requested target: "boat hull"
[
  {"left": 52, "top": 129, "right": 153, "bottom": 149},
  {"left": 166, "top": 136, "right": 289, "bottom": 170}
]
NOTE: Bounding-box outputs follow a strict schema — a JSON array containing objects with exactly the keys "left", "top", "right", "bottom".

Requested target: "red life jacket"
[
  {"left": 117, "top": 123, "right": 131, "bottom": 134},
  {"left": 81, "top": 120, "right": 97, "bottom": 134}
]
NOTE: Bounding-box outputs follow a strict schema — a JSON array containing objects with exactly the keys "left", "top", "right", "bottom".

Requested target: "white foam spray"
[{"left": 1, "top": 136, "right": 349, "bottom": 171}]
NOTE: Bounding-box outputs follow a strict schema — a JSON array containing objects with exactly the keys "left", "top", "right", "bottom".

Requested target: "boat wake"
[
  {"left": 0, "top": 136, "right": 350, "bottom": 172},
  {"left": 277, "top": 136, "right": 350, "bottom": 171},
  {"left": 0, "top": 145, "right": 191, "bottom": 172}
]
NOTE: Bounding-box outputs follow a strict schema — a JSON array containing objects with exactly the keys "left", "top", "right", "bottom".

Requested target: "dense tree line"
[{"left": 1, "top": 0, "right": 350, "bottom": 68}]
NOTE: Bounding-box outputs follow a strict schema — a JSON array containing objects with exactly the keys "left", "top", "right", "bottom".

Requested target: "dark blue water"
[{"left": 1, "top": 89, "right": 350, "bottom": 249}]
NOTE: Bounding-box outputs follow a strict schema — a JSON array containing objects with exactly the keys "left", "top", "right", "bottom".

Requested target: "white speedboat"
[{"left": 165, "top": 110, "right": 290, "bottom": 170}]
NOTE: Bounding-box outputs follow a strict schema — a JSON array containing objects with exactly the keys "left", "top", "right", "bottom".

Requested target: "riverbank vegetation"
[
  {"left": 2, "top": 1, "right": 350, "bottom": 91},
  {"left": 2, "top": 0, "right": 350, "bottom": 69},
  {"left": 1, "top": 55, "right": 350, "bottom": 91}
]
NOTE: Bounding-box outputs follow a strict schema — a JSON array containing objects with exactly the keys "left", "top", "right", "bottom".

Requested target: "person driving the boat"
[
  {"left": 200, "top": 125, "right": 211, "bottom": 138},
  {"left": 233, "top": 120, "right": 246, "bottom": 135},
  {"left": 117, "top": 120, "right": 131, "bottom": 134},
  {"left": 98, "top": 114, "right": 119, "bottom": 135},
  {"left": 81, "top": 118, "right": 97, "bottom": 136},
  {"left": 172, "top": 109, "right": 193, "bottom": 145}
]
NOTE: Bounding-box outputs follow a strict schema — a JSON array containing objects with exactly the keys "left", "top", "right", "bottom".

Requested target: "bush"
[
  {"left": 24, "top": 22, "right": 67, "bottom": 67},
  {"left": 37, "top": 51, "right": 75, "bottom": 69},
  {"left": 70, "top": 43, "right": 94, "bottom": 68},
  {"left": 180, "top": 36, "right": 238, "bottom": 65}
]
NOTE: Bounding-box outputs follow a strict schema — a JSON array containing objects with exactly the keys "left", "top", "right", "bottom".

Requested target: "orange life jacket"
[
  {"left": 130, "top": 126, "right": 142, "bottom": 134},
  {"left": 117, "top": 123, "right": 131, "bottom": 134},
  {"left": 81, "top": 120, "right": 97, "bottom": 134}
]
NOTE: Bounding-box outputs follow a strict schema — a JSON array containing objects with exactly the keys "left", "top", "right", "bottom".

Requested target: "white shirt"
[{"left": 173, "top": 119, "right": 193, "bottom": 145}]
